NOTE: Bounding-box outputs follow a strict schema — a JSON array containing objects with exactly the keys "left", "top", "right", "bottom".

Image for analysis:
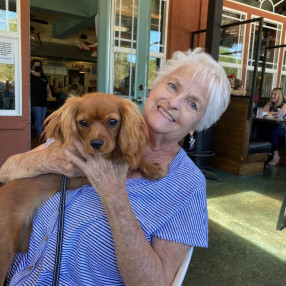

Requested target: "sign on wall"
[{"left": 0, "top": 37, "right": 15, "bottom": 65}]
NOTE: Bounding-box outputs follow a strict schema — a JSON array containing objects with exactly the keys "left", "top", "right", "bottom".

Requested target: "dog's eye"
[
  {"left": 107, "top": 119, "right": 118, "bottom": 127},
  {"left": 79, "top": 120, "right": 88, "bottom": 127}
]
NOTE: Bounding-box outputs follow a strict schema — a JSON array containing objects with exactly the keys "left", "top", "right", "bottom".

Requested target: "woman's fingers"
[
  {"left": 65, "top": 140, "right": 129, "bottom": 196},
  {"left": 64, "top": 148, "right": 86, "bottom": 172},
  {"left": 73, "top": 139, "right": 89, "bottom": 160},
  {"left": 45, "top": 143, "right": 84, "bottom": 177}
]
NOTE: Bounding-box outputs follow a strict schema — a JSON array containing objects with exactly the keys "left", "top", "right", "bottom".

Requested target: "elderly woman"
[
  {"left": 262, "top": 88, "right": 286, "bottom": 165},
  {"left": 1, "top": 48, "right": 230, "bottom": 285}
]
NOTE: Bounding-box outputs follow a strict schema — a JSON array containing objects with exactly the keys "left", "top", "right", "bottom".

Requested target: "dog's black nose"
[{"left": 90, "top": 139, "right": 104, "bottom": 150}]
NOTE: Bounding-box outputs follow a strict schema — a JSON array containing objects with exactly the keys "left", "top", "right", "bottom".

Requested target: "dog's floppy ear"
[
  {"left": 118, "top": 99, "right": 148, "bottom": 169},
  {"left": 42, "top": 96, "right": 83, "bottom": 146}
]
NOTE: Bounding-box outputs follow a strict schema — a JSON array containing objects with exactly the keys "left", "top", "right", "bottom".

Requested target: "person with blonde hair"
[
  {"left": 263, "top": 87, "right": 286, "bottom": 113},
  {"left": 262, "top": 88, "right": 286, "bottom": 165}
]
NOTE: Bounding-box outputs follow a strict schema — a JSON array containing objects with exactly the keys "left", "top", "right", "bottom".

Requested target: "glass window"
[
  {"left": 249, "top": 20, "right": 281, "bottom": 69},
  {"left": 246, "top": 70, "right": 274, "bottom": 98},
  {"left": 111, "top": 0, "right": 168, "bottom": 98},
  {"left": 280, "top": 49, "right": 286, "bottom": 93},
  {"left": 31, "top": 57, "right": 97, "bottom": 112},
  {"left": 112, "top": 0, "right": 138, "bottom": 98},
  {"left": 113, "top": 52, "right": 136, "bottom": 96},
  {"left": 114, "top": 0, "right": 138, "bottom": 50},
  {"left": 0, "top": 71, "right": 15, "bottom": 109},
  {"left": 0, "top": 0, "right": 19, "bottom": 115},
  {"left": 219, "top": 24, "right": 245, "bottom": 65},
  {"left": 247, "top": 18, "right": 282, "bottom": 98},
  {"left": 219, "top": 9, "right": 246, "bottom": 82},
  {"left": 0, "top": 0, "right": 17, "bottom": 32},
  {"left": 148, "top": 0, "right": 168, "bottom": 91},
  {"left": 282, "top": 49, "right": 286, "bottom": 72},
  {"left": 149, "top": 0, "right": 167, "bottom": 54},
  {"left": 280, "top": 74, "right": 286, "bottom": 94}
]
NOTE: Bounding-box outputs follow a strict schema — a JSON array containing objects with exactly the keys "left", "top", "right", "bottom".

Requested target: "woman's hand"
[
  {"left": 262, "top": 102, "right": 270, "bottom": 112},
  {"left": 65, "top": 140, "right": 129, "bottom": 198},
  {"left": 38, "top": 142, "right": 84, "bottom": 177}
]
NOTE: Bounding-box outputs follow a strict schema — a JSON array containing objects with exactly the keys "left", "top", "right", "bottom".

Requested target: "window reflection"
[
  {"left": 0, "top": 0, "right": 17, "bottom": 113},
  {"left": 0, "top": 0, "right": 17, "bottom": 32},
  {"left": 0, "top": 66, "right": 15, "bottom": 110},
  {"left": 249, "top": 20, "right": 281, "bottom": 68},
  {"left": 219, "top": 9, "right": 246, "bottom": 95},
  {"left": 112, "top": 0, "right": 168, "bottom": 98},
  {"left": 113, "top": 52, "right": 136, "bottom": 96},
  {"left": 114, "top": 0, "right": 138, "bottom": 49}
]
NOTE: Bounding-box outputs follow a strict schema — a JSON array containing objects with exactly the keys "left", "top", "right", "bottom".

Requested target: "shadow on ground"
[
  {"left": 183, "top": 221, "right": 286, "bottom": 286},
  {"left": 183, "top": 166, "right": 286, "bottom": 286}
]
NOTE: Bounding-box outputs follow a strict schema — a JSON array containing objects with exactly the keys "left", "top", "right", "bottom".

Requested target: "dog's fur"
[{"left": 0, "top": 92, "right": 166, "bottom": 283}]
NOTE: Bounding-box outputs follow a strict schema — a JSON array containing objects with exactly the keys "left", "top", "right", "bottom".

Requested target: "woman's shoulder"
[
  {"left": 160, "top": 149, "right": 206, "bottom": 195},
  {"left": 170, "top": 149, "right": 204, "bottom": 179},
  {"left": 127, "top": 149, "right": 205, "bottom": 197}
]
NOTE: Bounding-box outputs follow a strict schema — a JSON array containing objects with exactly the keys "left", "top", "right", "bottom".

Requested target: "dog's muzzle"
[{"left": 90, "top": 139, "right": 104, "bottom": 150}]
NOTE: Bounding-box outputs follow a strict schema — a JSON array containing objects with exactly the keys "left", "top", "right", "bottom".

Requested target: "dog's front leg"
[{"left": 0, "top": 220, "right": 23, "bottom": 285}]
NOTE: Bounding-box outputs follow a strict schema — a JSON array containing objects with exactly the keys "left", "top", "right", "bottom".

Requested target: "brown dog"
[{"left": 0, "top": 92, "right": 166, "bottom": 283}]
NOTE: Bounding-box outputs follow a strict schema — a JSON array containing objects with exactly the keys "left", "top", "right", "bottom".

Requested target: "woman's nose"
[{"left": 167, "top": 93, "right": 184, "bottom": 109}]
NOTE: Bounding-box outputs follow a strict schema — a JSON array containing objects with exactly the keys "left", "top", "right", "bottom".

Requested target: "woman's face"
[
  {"left": 270, "top": 90, "right": 280, "bottom": 103},
  {"left": 143, "top": 65, "right": 209, "bottom": 142}
]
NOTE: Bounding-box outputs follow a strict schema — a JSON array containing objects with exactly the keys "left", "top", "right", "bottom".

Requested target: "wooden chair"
[
  {"left": 211, "top": 96, "right": 271, "bottom": 176},
  {"left": 171, "top": 246, "right": 194, "bottom": 286}
]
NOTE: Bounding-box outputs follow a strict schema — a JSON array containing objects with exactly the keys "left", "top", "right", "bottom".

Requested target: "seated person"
[
  {"left": 230, "top": 78, "right": 247, "bottom": 96},
  {"left": 262, "top": 87, "right": 286, "bottom": 114},
  {"left": 262, "top": 88, "right": 286, "bottom": 165},
  {"left": 0, "top": 49, "right": 230, "bottom": 285}
]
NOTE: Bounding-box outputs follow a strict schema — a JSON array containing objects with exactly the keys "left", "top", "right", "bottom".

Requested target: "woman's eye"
[
  {"left": 79, "top": 120, "right": 88, "bottom": 127},
  {"left": 189, "top": 101, "right": 197, "bottom": 110},
  {"left": 168, "top": 83, "right": 178, "bottom": 91},
  {"left": 107, "top": 119, "right": 118, "bottom": 127}
]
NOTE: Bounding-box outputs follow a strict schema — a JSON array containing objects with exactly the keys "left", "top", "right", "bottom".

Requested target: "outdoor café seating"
[{"left": 211, "top": 95, "right": 272, "bottom": 176}]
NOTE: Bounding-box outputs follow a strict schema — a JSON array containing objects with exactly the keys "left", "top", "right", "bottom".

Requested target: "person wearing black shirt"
[{"left": 30, "top": 59, "right": 53, "bottom": 137}]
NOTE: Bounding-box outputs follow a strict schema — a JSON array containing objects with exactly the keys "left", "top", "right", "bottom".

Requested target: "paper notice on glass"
[{"left": 0, "top": 37, "right": 15, "bottom": 64}]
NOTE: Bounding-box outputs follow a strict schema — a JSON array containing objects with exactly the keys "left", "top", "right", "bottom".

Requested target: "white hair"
[{"left": 152, "top": 48, "right": 230, "bottom": 131}]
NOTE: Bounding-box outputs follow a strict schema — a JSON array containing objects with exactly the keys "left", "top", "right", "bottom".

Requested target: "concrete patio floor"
[{"left": 183, "top": 165, "right": 286, "bottom": 286}]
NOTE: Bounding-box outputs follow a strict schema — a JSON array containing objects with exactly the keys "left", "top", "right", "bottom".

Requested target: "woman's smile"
[{"left": 158, "top": 106, "right": 175, "bottom": 122}]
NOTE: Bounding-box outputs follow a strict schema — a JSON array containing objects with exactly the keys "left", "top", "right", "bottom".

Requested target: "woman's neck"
[
  {"left": 126, "top": 143, "right": 180, "bottom": 180},
  {"left": 142, "top": 141, "right": 181, "bottom": 167}
]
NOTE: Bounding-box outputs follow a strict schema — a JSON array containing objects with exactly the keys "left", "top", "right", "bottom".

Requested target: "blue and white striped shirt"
[{"left": 7, "top": 148, "right": 208, "bottom": 285}]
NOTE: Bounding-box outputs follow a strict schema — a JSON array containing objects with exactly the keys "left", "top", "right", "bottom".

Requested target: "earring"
[{"left": 189, "top": 135, "right": 195, "bottom": 150}]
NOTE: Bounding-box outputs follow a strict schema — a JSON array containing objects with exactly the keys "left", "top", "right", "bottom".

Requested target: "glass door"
[{"left": 110, "top": 0, "right": 168, "bottom": 110}]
